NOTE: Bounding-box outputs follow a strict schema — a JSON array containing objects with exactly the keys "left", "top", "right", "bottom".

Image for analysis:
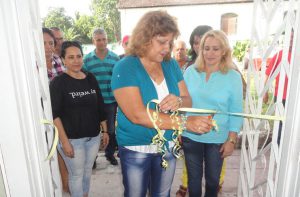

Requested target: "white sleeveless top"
[{"left": 125, "top": 78, "right": 174, "bottom": 153}]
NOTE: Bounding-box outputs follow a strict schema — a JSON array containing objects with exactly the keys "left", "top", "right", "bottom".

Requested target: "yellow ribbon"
[
  {"left": 170, "top": 111, "right": 184, "bottom": 159},
  {"left": 146, "top": 101, "right": 168, "bottom": 168},
  {"left": 147, "top": 99, "right": 284, "bottom": 169},
  {"left": 151, "top": 99, "right": 285, "bottom": 121},
  {"left": 41, "top": 119, "right": 59, "bottom": 161}
]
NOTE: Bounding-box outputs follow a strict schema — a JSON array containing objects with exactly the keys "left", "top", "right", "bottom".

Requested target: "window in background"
[{"left": 221, "top": 13, "right": 238, "bottom": 35}]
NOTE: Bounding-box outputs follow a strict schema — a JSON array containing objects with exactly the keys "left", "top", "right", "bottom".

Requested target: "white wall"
[{"left": 120, "top": 3, "right": 254, "bottom": 47}]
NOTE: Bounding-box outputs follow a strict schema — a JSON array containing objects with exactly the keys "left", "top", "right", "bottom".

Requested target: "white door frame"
[
  {"left": 238, "top": 0, "right": 300, "bottom": 196},
  {"left": 0, "top": 0, "right": 61, "bottom": 196}
]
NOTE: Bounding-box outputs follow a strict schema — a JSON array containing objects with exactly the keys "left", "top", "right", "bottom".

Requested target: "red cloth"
[
  {"left": 265, "top": 50, "right": 289, "bottom": 99},
  {"left": 122, "top": 35, "right": 129, "bottom": 44}
]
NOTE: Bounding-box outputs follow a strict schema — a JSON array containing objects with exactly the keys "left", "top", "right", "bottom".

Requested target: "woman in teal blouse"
[{"left": 182, "top": 30, "right": 243, "bottom": 197}]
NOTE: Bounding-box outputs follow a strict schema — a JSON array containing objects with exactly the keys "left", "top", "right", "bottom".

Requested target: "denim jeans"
[
  {"left": 104, "top": 102, "right": 118, "bottom": 157},
  {"left": 58, "top": 134, "right": 100, "bottom": 197},
  {"left": 118, "top": 146, "right": 176, "bottom": 197},
  {"left": 182, "top": 137, "right": 223, "bottom": 197}
]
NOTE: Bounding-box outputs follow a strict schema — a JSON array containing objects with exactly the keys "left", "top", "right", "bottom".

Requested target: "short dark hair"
[
  {"left": 42, "top": 27, "right": 57, "bottom": 46},
  {"left": 61, "top": 41, "right": 83, "bottom": 58},
  {"left": 189, "top": 25, "right": 213, "bottom": 61}
]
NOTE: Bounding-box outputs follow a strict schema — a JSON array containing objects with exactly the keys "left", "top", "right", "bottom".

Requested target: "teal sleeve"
[
  {"left": 228, "top": 71, "right": 243, "bottom": 132},
  {"left": 171, "top": 58, "right": 184, "bottom": 82},
  {"left": 111, "top": 59, "right": 139, "bottom": 91}
]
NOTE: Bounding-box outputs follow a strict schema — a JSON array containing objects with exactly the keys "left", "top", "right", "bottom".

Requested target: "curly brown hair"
[{"left": 127, "top": 10, "right": 180, "bottom": 61}]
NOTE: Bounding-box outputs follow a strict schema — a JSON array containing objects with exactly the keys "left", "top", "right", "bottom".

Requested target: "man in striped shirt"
[{"left": 83, "top": 28, "right": 120, "bottom": 165}]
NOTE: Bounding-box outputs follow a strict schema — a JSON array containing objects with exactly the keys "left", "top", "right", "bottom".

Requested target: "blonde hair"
[
  {"left": 195, "top": 30, "right": 233, "bottom": 73},
  {"left": 127, "top": 10, "right": 180, "bottom": 61}
]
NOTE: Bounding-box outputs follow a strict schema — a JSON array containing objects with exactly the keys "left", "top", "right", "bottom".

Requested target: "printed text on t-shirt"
[{"left": 69, "top": 89, "right": 96, "bottom": 98}]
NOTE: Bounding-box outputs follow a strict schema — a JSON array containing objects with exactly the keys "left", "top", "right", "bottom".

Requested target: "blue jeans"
[
  {"left": 182, "top": 137, "right": 223, "bottom": 197},
  {"left": 104, "top": 102, "right": 118, "bottom": 157},
  {"left": 118, "top": 146, "right": 176, "bottom": 197},
  {"left": 58, "top": 134, "right": 100, "bottom": 197}
]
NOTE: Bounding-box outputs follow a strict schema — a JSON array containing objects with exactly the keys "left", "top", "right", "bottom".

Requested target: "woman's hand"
[
  {"left": 62, "top": 141, "right": 74, "bottom": 158},
  {"left": 186, "top": 116, "right": 213, "bottom": 134},
  {"left": 159, "top": 94, "right": 182, "bottom": 112},
  {"left": 220, "top": 141, "right": 235, "bottom": 158},
  {"left": 102, "top": 133, "right": 109, "bottom": 148}
]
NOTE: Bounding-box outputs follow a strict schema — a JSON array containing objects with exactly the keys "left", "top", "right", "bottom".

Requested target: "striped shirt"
[{"left": 83, "top": 49, "right": 119, "bottom": 104}]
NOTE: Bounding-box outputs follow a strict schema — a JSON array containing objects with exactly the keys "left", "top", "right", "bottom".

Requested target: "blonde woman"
[{"left": 182, "top": 30, "right": 243, "bottom": 197}]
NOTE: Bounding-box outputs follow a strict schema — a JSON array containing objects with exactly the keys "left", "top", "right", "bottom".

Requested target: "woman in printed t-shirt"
[{"left": 50, "top": 41, "right": 109, "bottom": 197}]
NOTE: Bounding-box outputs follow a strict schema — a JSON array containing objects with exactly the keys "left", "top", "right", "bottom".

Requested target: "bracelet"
[
  {"left": 180, "top": 114, "right": 187, "bottom": 131},
  {"left": 177, "top": 97, "right": 183, "bottom": 107},
  {"left": 227, "top": 137, "right": 236, "bottom": 145},
  {"left": 101, "top": 130, "right": 108, "bottom": 133}
]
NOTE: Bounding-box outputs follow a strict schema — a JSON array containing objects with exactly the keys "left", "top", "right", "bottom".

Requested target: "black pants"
[{"left": 104, "top": 102, "right": 118, "bottom": 157}]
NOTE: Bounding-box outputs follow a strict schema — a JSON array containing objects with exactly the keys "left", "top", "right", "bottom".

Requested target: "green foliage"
[
  {"left": 233, "top": 40, "right": 250, "bottom": 62},
  {"left": 42, "top": 0, "right": 121, "bottom": 44},
  {"left": 64, "top": 28, "right": 80, "bottom": 41},
  {"left": 43, "top": 7, "right": 78, "bottom": 41},
  {"left": 74, "top": 13, "right": 96, "bottom": 44},
  {"left": 91, "top": 0, "right": 121, "bottom": 42},
  {"left": 43, "top": 7, "right": 73, "bottom": 30}
]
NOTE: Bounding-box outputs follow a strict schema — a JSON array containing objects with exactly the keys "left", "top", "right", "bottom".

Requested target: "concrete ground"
[{"left": 63, "top": 149, "right": 266, "bottom": 197}]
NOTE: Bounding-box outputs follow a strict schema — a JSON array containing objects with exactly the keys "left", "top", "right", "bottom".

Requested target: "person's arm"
[
  {"left": 159, "top": 60, "right": 192, "bottom": 111},
  {"left": 220, "top": 72, "right": 243, "bottom": 158},
  {"left": 88, "top": 72, "right": 110, "bottom": 148},
  {"left": 100, "top": 120, "right": 109, "bottom": 148},
  {"left": 112, "top": 58, "right": 211, "bottom": 133},
  {"left": 263, "top": 75, "right": 270, "bottom": 104},
  {"left": 159, "top": 80, "right": 192, "bottom": 112},
  {"left": 54, "top": 117, "right": 74, "bottom": 158},
  {"left": 50, "top": 77, "right": 74, "bottom": 158},
  {"left": 264, "top": 57, "right": 274, "bottom": 104},
  {"left": 113, "top": 86, "right": 212, "bottom": 133},
  {"left": 220, "top": 131, "right": 237, "bottom": 158}
]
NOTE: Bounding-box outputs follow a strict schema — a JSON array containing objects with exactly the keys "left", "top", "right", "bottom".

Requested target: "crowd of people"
[{"left": 43, "top": 9, "right": 285, "bottom": 197}]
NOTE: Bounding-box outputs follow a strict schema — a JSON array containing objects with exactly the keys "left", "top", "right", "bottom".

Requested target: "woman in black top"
[{"left": 50, "top": 41, "right": 109, "bottom": 197}]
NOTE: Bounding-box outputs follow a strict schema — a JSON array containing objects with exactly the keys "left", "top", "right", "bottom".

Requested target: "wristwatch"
[{"left": 227, "top": 137, "right": 237, "bottom": 145}]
